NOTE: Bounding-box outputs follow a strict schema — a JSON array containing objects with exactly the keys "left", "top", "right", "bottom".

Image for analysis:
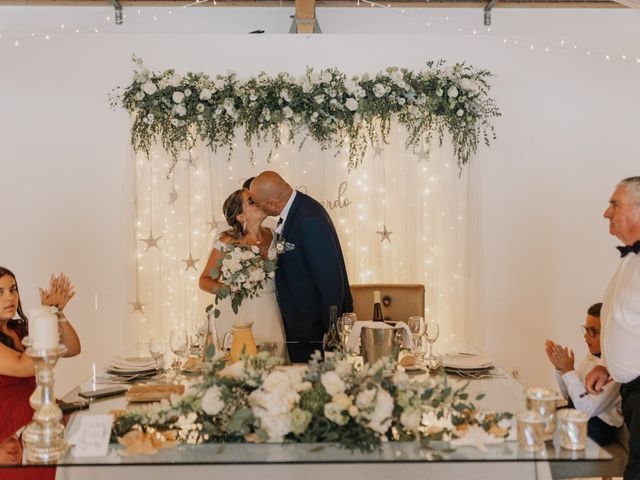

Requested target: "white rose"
[
  {"left": 320, "top": 71, "right": 332, "bottom": 83},
  {"left": 392, "top": 371, "right": 410, "bottom": 390},
  {"left": 219, "top": 361, "right": 245, "bottom": 380},
  {"left": 283, "top": 107, "right": 294, "bottom": 119},
  {"left": 184, "top": 88, "right": 192, "bottom": 97},
  {"left": 345, "top": 98, "right": 358, "bottom": 111},
  {"left": 170, "top": 118, "right": 179, "bottom": 126},
  {"left": 447, "top": 86, "right": 459, "bottom": 98},
  {"left": 397, "top": 97, "right": 406, "bottom": 106},
  {"left": 334, "top": 360, "right": 351, "bottom": 378},
  {"left": 314, "top": 94, "right": 325, "bottom": 104},
  {"left": 241, "top": 250, "right": 254, "bottom": 261},
  {"left": 356, "top": 387, "right": 376, "bottom": 409},
  {"left": 199, "top": 88, "right": 213, "bottom": 101},
  {"left": 324, "top": 402, "right": 348, "bottom": 425},
  {"left": 201, "top": 386, "right": 225, "bottom": 416},
  {"left": 169, "top": 74, "right": 182, "bottom": 87},
  {"left": 301, "top": 80, "right": 312, "bottom": 93},
  {"left": 175, "top": 105, "right": 187, "bottom": 116},
  {"left": 135, "top": 91, "right": 145, "bottom": 101},
  {"left": 146, "top": 113, "right": 154, "bottom": 122},
  {"left": 172, "top": 91, "right": 185, "bottom": 104},
  {"left": 436, "top": 88, "right": 443, "bottom": 97},
  {"left": 321, "top": 371, "right": 346, "bottom": 396},
  {"left": 196, "top": 103, "right": 205, "bottom": 113},
  {"left": 254, "top": 411, "right": 291, "bottom": 442},
  {"left": 457, "top": 109, "right": 464, "bottom": 117},
  {"left": 400, "top": 408, "right": 422, "bottom": 432},
  {"left": 373, "top": 83, "right": 386, "bottom": 98},
  {"left": 142, "top": 81, "right": 158, "bottom": 95},
  {"left": 249, "top": 269, "right": 265, "bottom": 283},
  {"left": 279, "top": 89, "right": 291, "bottom": 102},
  {"left": 368, "top": 388, "right": 394, "bottom": 435}
]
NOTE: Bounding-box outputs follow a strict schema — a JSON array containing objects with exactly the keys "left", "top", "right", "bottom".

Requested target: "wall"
[{"left": 1, "top": 6, "right": 639, "bottom": 393}]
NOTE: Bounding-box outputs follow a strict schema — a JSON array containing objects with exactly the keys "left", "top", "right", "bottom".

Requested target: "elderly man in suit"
[
  {"left": 586, "top": 176, "right": 640, "bottom": 480},
  {"left": 250, "top": 171, "right": 353, "bottom": 362}
]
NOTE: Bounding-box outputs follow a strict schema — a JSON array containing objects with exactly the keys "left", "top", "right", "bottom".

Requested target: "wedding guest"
[
  {"left": 0, "top": 434, "right": 22, "bottom": 465},
  {"left": 586, "top": 177, "right": 640, "bottom": 479},
  {"left": 545, "top": 302, "right": 622, "bottom": 446},
  {"left": 0, "top": 267, "right": 80, "bottom": 476}
]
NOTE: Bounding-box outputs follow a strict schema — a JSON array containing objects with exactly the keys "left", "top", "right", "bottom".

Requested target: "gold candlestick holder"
[{"left": 21, "top": 338, "right": 69, "bottom": 464}]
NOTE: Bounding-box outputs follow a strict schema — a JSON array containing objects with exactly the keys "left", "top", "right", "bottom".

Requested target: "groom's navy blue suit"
[{"left": 276, "top": 191, "right": 353, "bottom": 362}]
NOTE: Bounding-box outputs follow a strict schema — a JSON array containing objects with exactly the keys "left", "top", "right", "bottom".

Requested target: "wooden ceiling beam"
[{"left": 0, "top": 0, "right": 623, "bottom": 7}]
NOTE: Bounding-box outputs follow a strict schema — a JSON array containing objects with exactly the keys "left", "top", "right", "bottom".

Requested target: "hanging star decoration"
[
  {"left": 168, "top": 185, "right": 178, "bottom": 205},
  {"left": 130, "top": 297, "right": 145, "bottom": 314},
  {"left": 372, "top": 144, "right": 385, "bottom": 159},
  {"left": 182, "top": 252, "right": 200, "bottom": 271},
  {"left": 183, "top": 152, "right": 199, "bottom": 171},
  {"left": 376, "top": 225, "right": 393, "bottom": 243},
  {"left": 416, "top": 146, "right": 430, "bottom": 163},
  {"left": 140, "top": 231, "right": 162, "bottom": 251}
]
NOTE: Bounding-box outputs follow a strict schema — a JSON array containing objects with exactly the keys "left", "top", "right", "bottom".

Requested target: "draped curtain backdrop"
[{"left": 130, "top": 124, "right": 470, "bottom": 351}]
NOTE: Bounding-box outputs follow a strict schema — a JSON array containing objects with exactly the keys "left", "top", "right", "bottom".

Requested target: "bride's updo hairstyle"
[{"left": 222, "top": 189, "right": 245, "bottom": 240}]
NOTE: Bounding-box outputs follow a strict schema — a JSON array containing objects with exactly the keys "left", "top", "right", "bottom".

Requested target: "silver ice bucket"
[{"left": 360, "top": 327, "right": 400, "bottom": 364}]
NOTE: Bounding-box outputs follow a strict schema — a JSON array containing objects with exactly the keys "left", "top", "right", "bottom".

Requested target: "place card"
[{"left": 66, "top": 414, "right": 114, "bottom": 458}]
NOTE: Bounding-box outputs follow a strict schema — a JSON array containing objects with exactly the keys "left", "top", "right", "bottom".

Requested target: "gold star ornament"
[
  {"left": 140, "top": 231, "right": 162, "bottom": 251},
  {"left": 376, "top": 225, "right": 393, "bottom": 243},
  {"left": 182, "top": 252, "right": 200, "bottom": 271}
]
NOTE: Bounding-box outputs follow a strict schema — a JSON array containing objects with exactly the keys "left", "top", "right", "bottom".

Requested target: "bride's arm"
[{"left": 199, "top": 246, "right": 226, "bottom": 294}]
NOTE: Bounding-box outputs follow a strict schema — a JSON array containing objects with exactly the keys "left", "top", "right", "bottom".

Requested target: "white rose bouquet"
[{"left": 207, "top": 245, "right": 277, "bottom": 317}]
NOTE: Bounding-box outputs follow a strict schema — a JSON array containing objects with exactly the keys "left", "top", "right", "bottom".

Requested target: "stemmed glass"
[
  {"left": 425, "top": 318, "right": 440, "bottom": 365},
  {"left": 407, "top": 316, "right": 425, "bottom": 350},
  {"left": 149, "top": 337, "right": 167, "bottom": 372},
  {"left": 191, "top": 314, "right": 208, "bottom": 356},
  {"left": 169, "top": 328, "right": 189, "bottom": 373},
  {"left": 338, "top": 313, "right": 358, "bottom": 351}
]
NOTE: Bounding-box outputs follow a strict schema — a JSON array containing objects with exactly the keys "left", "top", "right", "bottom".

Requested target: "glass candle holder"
[
  {"left": 517, "top": 410, "right": 546, "bottom": 452},
  {"left": 557, "top": 408, "right": 589, "bottom": 451}
]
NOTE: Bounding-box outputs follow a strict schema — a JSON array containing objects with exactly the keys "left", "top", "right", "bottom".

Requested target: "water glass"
[
  {"left": 149, "top": 337, "right": 167, "bottom": 370},
  {"left": 425, "top": 318, "right": 440, "bottom": 360},
  {"left": 169, "top": 328, "right": 189, "bottom": 372},
  {"left": 339, "top": 313, "right": 358, "bottom": 350},
  {"left": 191, "top": 314, "right": 208, "bottom": 355}
]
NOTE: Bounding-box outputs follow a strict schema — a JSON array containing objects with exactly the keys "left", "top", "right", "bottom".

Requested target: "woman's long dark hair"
[
  {"left": 0, "top": 267, "right": 28, "bottom": 351},
  {"left": 222, "top": 189, "right": 245, "bottom": 241}
]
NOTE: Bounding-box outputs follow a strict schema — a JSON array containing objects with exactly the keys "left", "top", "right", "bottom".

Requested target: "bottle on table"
[
  {"left": 372, "top": 290, "right": 384, "bottom": 322},
  {"left": 323, "top": 305, "right": 342, "bottom": 359}
]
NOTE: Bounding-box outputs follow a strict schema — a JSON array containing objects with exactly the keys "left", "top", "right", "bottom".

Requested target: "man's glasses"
[{"left": 581, "top": 325, "right": 600, "bottom": 338}]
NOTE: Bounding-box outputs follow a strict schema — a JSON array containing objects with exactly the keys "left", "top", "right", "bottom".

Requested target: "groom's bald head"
[{"left": 249, "top": 171, "right": 293, "bottom": 216}]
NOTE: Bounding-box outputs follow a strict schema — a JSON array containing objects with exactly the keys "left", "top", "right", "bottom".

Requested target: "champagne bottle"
[
  {"left": 201, "top": 310, "right": 219, "bottom": 361},
  {"left": 372, "top": 290, "right": 384, "bottom": 322},
  {"left": 323, "top": 305, "right": 341, "bottom": 359}
]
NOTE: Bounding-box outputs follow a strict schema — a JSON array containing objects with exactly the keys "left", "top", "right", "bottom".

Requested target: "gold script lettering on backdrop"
[{"left": 296, "top": 182, "right": 351, "bottom": 211}]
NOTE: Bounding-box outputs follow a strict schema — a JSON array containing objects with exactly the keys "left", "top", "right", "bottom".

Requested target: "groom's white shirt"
[{"left": 276, "top": 190, "right": 297, "bottom": 236}]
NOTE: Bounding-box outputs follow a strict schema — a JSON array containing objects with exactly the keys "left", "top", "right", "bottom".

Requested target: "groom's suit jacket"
[{"left": 276, "top": 191, "right": 353, "bottom": 362}]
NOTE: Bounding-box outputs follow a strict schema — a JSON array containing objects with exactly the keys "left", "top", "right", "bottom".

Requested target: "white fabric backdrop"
[{"left": 131, "top": 123, "right": 470, "bottom": 351}]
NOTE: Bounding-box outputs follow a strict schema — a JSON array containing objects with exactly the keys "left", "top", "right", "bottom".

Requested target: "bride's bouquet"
[{"left": 207, "top": 245, "right": 277, "bottom": 318}]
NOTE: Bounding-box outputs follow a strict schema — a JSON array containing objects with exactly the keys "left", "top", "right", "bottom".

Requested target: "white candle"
[{"left": 29, "top": 306, "right": 60, "bottom": 350}]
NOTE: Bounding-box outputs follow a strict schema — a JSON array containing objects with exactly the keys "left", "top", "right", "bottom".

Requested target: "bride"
[{"left": 199, "top": 188, "right": 286, "bottom": 354}]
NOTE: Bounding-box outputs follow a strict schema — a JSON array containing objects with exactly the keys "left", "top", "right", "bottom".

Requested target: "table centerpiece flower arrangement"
[{"left": 111, "top": 350, "right": 513, "bottom": 454}]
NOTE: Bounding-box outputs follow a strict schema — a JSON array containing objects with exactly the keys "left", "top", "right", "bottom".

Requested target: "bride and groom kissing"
[{"left": 199, "top": 171, "right": 353, "bottom": 363}]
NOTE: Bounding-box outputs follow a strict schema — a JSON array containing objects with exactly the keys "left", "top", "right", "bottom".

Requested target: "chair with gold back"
[{"left": 350, "top": 284, "right": 425, "bottom": 324}]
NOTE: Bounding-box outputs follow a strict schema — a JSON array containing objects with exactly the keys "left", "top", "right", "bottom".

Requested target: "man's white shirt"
[
  {"left": 275, "top": 190, "right": 297, "bottom": 236},
  {"left": 601, "top": 252, "right": 640, "bottom": 383}
]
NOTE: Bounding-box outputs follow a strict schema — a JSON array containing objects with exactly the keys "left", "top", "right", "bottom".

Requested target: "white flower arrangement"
[
  {"left": 111, "top": 352, "right": 513, "bottom": 453},
  {"left": 207, "top": 244, "right": 277, "bottom": 317},
  {"left": 113, "top": 56, "right": 500, "bottom": 172}
]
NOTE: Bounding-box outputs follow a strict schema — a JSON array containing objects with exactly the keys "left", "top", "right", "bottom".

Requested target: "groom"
[{"left": 250, "top": 171, "right": 353, "bottom": 362}]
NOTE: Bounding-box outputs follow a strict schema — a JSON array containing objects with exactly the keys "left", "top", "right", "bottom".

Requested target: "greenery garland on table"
[
  {"left": 112, "top": 56, "right": 500, "bottom": 172},
  {"left": 111, "top": 351, "right": 512, "bottom": 454}
]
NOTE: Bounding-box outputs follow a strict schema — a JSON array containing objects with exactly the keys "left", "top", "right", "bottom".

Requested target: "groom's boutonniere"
[{"left": 275, "top": 237, "right": 295, "bottom": 255}]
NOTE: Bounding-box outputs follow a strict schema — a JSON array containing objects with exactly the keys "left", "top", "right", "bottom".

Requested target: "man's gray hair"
[{"left": 619, "top": 177, "right": 640, "bottom": 205}]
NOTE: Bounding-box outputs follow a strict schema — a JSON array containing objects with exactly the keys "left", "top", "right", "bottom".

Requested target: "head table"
[{"left": 3, "top": 344, "right": 613, "bottom": 480}]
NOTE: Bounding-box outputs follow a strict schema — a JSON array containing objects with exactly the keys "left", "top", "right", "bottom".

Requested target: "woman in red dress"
[{"left": 0, "top": 267, "right": 81, "bottom": 478}]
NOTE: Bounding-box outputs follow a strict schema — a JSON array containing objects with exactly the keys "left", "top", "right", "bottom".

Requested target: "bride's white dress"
[{"left": 212, "top": 230, "right": 286, "bottom": 352}]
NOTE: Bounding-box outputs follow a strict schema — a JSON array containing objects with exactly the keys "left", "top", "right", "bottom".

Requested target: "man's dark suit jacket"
[{"left": 275, "top": 191, "right": 353, "bottom": 362}]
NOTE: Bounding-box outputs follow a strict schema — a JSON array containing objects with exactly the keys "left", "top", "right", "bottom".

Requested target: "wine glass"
[
  {"left": 407, "top": 316, "right": 425, "bottom": 348},
  {"left": 149, "top": 337, "right": 167, "bottom": 371},
  {"left": 425, "top": 318, "right": 440, "bottom": 364},
  {"left": 339, "top": 313, "right": 358, "bottom": 351},
  {"left": 191, "top": 314, "right": 208, "bottom": 356},
  {"left": 169, "top": 328, "right": 189, "bottom": 373}
]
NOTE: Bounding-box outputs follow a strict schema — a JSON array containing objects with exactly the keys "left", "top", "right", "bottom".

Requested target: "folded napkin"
[
  {"left": 126, "top": 384, "right": 185, "bottom": 403},
  {"left": 109, "top": 356, "right": 157, "bottom": 370},
  {"left": 346, "top": 321, "right": 414, "bottom": 353}
]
